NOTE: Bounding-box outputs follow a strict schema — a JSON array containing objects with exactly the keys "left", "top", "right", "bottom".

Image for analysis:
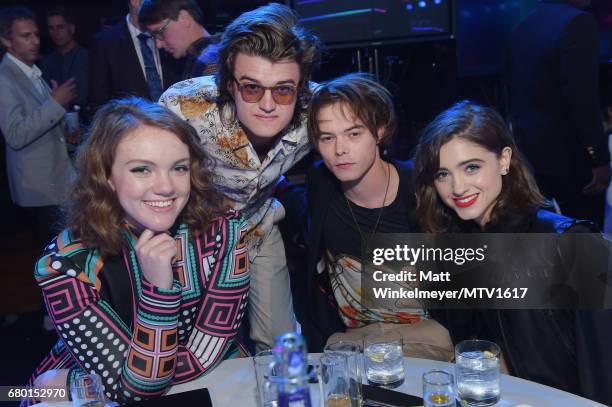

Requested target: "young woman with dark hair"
[{"left": 413, "top": 101, "right": 611, "bottom": 404}]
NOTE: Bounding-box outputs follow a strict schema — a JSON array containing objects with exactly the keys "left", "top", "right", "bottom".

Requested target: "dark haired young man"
[
  {"left": 40, "top": 6, "right": 88, "bottom": 108},
  {"left": 278, "top": 73, "right": 453, "bottom": 354},
  {"left": 160, "top": 3, "right": 321, "bottom": 350},
  {"left": 139, "top": 0, "right": 220, "bottom": 79}
]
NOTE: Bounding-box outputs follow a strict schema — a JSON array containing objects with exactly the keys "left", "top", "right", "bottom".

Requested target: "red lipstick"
[{"left": 452, "top": 193, "right": 479, "bottom": 208}]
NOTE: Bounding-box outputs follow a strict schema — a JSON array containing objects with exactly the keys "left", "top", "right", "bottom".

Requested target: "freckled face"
[
  {"left": 108, "top": 125, "right": 191, "bottom": 232},
  {"left": 434, "top": 137, "right": 511, "bottom": 227}
]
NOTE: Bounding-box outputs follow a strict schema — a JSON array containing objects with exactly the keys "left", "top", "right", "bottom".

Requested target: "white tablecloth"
[
  {"left": 167, "top": 355, "right": 606, "bottom": 407},
  {"left": 32, "top": 356, "right": 605, "bottom": 406}
]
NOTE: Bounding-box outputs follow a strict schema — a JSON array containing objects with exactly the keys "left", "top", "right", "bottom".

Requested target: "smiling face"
[
  {"left": 108, "top": 124, "right": 191, "bottom": 233},
  {"left": 316, "top": 102, "right": 382, "bottom": 185},
  {"left": 230, "top": 53, "right": 300, "bottom": 148},
  {"left": 434, "top": 137, "right": 511, "bottom": 227},
  {"left": 0, "top": 18, "right": 40, "bottom": 66}
]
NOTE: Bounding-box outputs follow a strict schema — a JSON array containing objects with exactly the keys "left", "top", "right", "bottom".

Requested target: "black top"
[
  {"left": 324, "top": 165, "right": 416, "bottom": 259},
  {"left": 439, "top": 209, "right": 612, "bottom": 405},
  {"left": 278, "top": 159, "right": 419, "bottom": 351},
  {"left": 40, "top": 45, "right": 89, "bottom": 107}
]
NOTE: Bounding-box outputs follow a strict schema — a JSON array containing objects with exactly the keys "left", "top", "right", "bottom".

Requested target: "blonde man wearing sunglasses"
[{"left": 160, "top": 3, "right": 321, "bottom": 351}]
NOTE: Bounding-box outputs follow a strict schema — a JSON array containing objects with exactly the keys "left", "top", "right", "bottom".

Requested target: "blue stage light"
[{"left": 418, "top": 1, "right": 426, "bottom": 8}]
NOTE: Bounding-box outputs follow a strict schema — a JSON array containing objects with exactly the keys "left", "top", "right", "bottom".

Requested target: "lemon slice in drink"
[
  {"left": 483, "top": 350, "right": 495, "bottom": 358},
  {"left": 369, "top": 350, "right": 386, "bottom": 363}
]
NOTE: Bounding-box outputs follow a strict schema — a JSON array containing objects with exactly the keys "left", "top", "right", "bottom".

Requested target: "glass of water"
[
  {"left": 422, "top": 370, "right": 456, "bottom": 407},
  {"left": 363, "top": 331, "right": 404, "bottom": 388},
  {"left": 324, "top": 340, "right": 363, "bottom": 406},
  {"left": 69, "top": 372, "right": 105, "bottom": 407},
  {"left": 454, "top": 340, "right": 501, "bottom": 406},
  {"left": 254, "top": 349, "right": 280, "bottom": 407}
]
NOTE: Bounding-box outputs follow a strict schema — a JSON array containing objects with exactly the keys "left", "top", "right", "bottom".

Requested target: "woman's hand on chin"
[{"left": 135, "top": 229, "right": 177, "bottom": 289}]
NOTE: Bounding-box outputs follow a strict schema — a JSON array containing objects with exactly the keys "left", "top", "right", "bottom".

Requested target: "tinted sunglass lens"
[
  {"left": 271, "top": 89, "right": 296, "bottom": 105},
  {"left": 241, "top": 85, "right": 265, "bottom": 102},
  {"left": 237, "top": 83, "right": 296, "bottom": 104}
]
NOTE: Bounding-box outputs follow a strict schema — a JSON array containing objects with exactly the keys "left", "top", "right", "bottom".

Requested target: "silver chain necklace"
[{"left": 344, "top": 162, "right": 391, "bottom": 252}]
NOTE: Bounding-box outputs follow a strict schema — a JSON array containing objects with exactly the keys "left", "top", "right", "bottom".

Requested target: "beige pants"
[
  {"left": 248, "top": 209, "right": 296, "bottom": 352},
  {"left": 327, "top": 319, "right": 454, "bottom": 362}
]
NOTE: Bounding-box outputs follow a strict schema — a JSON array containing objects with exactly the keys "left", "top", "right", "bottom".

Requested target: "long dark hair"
[{"left": 413, "top": 101, "right": 547, "bottom": 232}]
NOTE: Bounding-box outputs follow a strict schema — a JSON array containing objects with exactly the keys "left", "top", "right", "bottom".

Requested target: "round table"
[{"left": 167, "top": 355, "right": 605, "bottom": 407}]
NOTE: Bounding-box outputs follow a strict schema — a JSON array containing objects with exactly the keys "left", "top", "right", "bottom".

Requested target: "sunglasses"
[
  {"left": 233, "top": 78, "right": 297, "bottom": 105},
  {"left": 149, "top": 18, "right": 172, "bottom": 40}
]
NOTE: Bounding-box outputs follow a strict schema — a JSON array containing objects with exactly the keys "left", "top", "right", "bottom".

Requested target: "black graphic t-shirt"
[{"left": 322, "top": 163, "right": 425, "bottom": 327}]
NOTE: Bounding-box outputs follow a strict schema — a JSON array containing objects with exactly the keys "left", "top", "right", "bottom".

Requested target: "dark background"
[
  {"left": 1, "top": 0, "right": 610, "bottom": 156},
  {"left": 0, "top": 0, "right": 610, "bottom": 395}
]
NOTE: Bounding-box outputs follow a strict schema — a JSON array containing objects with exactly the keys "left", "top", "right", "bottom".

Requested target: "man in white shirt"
[
  {"left": 0, "top": 5, "right": 76, "bottom": 242},
  {"left": 89, "top": 0, "right": 181, "bottom": 108}
]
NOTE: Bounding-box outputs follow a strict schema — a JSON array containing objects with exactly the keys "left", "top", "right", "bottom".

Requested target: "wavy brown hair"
[
  {"left": 67, "top": 97, "right": 225, "bottom": 256},
  {"left": 307, "top": 73, "right": 396, "bottom": 149},
  {"left": 215, "top": 3, "right": 321, "bottom": 131},
  {"left": 413, "top": 101, "right": 547, "bottom": 233}
]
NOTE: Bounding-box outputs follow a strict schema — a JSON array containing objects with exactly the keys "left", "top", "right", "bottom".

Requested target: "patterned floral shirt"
[{"left": 160, "top": 76, "right": 312, "bottom": 259}]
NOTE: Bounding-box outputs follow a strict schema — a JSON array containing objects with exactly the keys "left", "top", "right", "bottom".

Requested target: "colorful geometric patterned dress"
[{"left": 26, "top": 212, "right": 249, "bottom": 404}]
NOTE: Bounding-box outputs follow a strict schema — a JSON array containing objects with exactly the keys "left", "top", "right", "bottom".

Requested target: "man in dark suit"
[
  {"left": 507, "top": 0, "right": 610, "bottom": 227},
  {"left": 89, "top": 0, "right": 181, "bottom": 109}
]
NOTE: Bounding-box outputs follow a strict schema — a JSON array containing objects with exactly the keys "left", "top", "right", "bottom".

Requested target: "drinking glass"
[
  {"left": 454, "top": 340, "right": 501, "bottom": 406},
  {"left": 422, "top": 370, "right": 456, "bottom": 407},
  {"left": 324, "top": 341, "right": 363, "bottom": 406},
  {"left": 319, "top": 353, "right": 351, "bottom": 407},
  {"left": 69, "top": 372, "right": 105, "bottom": 407},
  {"left": 65, "top": 111, "right": 79, "bottom": 134},
  {"left": 254, "top": 349, "right": 280, "bottom": 407},
  {"left": 363, "top": 331, "right": 404, "bottom": 388}
]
